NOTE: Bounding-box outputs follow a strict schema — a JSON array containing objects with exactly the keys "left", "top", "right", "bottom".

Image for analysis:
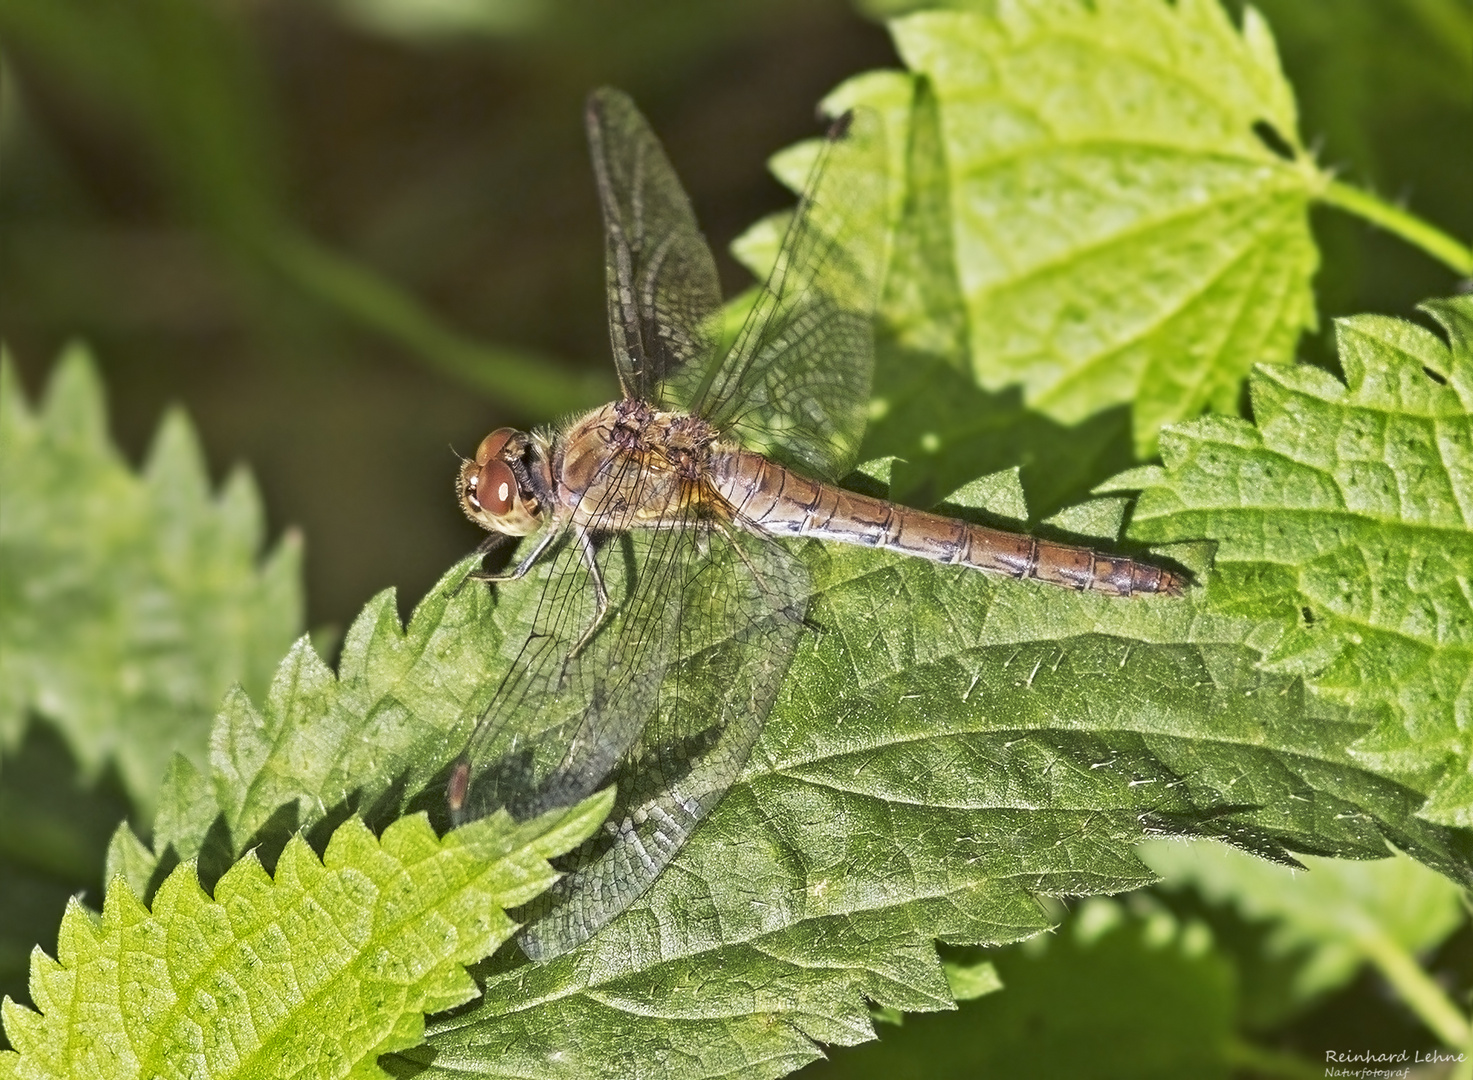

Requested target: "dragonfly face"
[{"left": 457, "top": 426, "right": 554, "bottom": 537}]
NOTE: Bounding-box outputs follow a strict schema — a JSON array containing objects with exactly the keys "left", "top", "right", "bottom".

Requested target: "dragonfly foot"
[{"left": 567, "top": 600, "right": 619, "bottom": 662}]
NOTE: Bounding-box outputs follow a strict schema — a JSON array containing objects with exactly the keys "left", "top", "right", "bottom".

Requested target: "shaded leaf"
[
  {"left": 882, "top": 0, "right": 1322, "bottom": 456},
  {"left": 402, "top": 529, "right": 1471, "bottom": 1079},
  {"left": 0, "top": 348, "right": 302, "bottom": 812},
  {"left": 744, "top": 2, "right": 1325, "bottom": 500},
  {"left": 92, "top": 459, "right": 1473, "bottom": 1078},
  {"left": 858, "top": 67, "right": 1139, "bottom": 517}
]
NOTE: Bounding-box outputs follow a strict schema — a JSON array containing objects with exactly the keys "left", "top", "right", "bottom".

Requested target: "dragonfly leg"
[
  {"left": 466, "top": 524, "right": 561, "bottom": 588},
  {"left": 567, "top": 526, "right": 615, "bottom": 660},
  {"left": 449, "top": 533, "right": 519, "bottom": 597}
]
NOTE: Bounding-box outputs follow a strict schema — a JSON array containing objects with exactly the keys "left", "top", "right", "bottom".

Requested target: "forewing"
[
  {"left": 587, "top": 87, "right": 724, "bottom": 402},
  {"left": 450, "top": 506, "right": 666, "bottom": 828},
  {"left": 677, "top": 107, "right": 889, "bottom": 481},
  {"left": 516, "top": 523, "right": 809, "bottom": 960},
  {"left": 452, "top": 456, "right": 811, "bottom": 959}
]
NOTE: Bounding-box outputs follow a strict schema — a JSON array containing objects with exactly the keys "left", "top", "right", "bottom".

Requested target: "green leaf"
[
  {"left": 108, "top": 558, "right": 510, "bottom": 895},
  {"left": 63, "top": 406, "right": 1464, "bottom": 1080},
  {"left": 872, "top": 0, "right": 1322, "bottom": 458},
  {"left": 0, "top": 348, "right": 302, "bottom": 812},
  {"left": 400, "top": 537, "right": 1470, "bottom": 1079},
  {"left": 0, "top": 793, "right": 612, "bottom": 1080},
  {"left": 86, "top": 460, "right": 1471, "bottom": 1078},
  {"left": 855, "top": 68, "right": 1140, "bottom": 517},
  {"left": 741, "top": 4, "right": 1325, "bottom": 506},
  {"left": 1114, "top": 296, "right": 1473, "bottom": 826},
  {"left": 6, "top": 14, "right": 1466, "bottom": 1067},
  {"left": 1143, "top": 840, "right": 1466, "bottom": 1004},
  {"left": 941, "top": 956, "right": 1003, "bottom": 1003}
]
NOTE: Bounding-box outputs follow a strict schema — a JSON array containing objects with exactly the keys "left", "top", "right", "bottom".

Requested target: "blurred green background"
[
  {"left": 3, "top": 0, "right": 1467, "bottom": 636},
  {"left": 0, "top": 0, "right": 900, "bottom": 633},
  {"left": 1, "top": 0, "right": 1469, "bottom": 1073}
]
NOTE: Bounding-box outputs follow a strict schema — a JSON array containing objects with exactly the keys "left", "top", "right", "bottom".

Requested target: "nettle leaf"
[
  {"left": 84, "top": 460, "right": 1473, "bottom": 1079},
  {"left": 0, "top": 348, "right": 302, "bottom": 811},
  {"left": 746, "top": 3, "right": 1323, "bottom": 509},
  {"left": 104, "top": 557, "right": 511, "bottom": 897},
  {"left": 881, "top": 0, "right": 1323, "bottom": 457},
  {"left": 0, "top": 795, "right": 611, "bottom": 1080},
  {"left": 1115, "top": 297, "right": 1473, "bottom": 827},
  {"left": 856, "top": 68, "right": 1144, "bottom": 517},
  {"left": 398, "top": 533, "right": 1471, "bottom": 1079}
]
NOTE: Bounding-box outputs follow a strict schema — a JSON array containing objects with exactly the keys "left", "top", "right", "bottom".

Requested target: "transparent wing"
[
  {"left": 517, "top": 523, "right": 808, "bottom": 960},
  {"left": 452, "top": 456, "right": 810, "bottom": 959},
  {"left": 587, "top": 87, "right": 724, "bottom": 402},
  {"left": 672, "top": 107, "right": 889, "bottom": 481}
]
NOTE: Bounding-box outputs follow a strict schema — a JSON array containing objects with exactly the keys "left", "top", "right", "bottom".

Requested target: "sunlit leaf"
[
  {"left": 1, "top": 796, "right": 610, "bottom": 1080},
  {"left": 896, "top": 0, "right": 1322, "bottom": 456}
]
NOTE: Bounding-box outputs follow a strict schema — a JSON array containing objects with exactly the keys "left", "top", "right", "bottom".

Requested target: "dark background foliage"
[{"left": 0, "top": 0, "right": 898, "bottom": 630}]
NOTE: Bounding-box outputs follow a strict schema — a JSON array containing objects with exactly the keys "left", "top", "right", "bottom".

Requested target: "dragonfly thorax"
[{"left": 458, "top": 427, "right": 554, "bottom": 537}]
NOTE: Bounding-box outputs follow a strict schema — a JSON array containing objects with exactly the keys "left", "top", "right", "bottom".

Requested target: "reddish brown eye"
[
  {"left": 474, "top": 428, "right": 516, "bottom": 466},
  {"left": 474, "top": 459, "right": 516, "bottom": 515}
]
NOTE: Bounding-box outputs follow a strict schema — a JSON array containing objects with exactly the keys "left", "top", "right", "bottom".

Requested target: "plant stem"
[
  {"left": 1319, "top": 180, "right": 1473, "bottom": 276},
  {"left": 1456, "top": 1020, "right": 1473, "bottom": 1080},
  {"left": 1358, "top": 928, "right": 1470, "bottom": 1049},
  {"left": 254, "top": 228, "right": 612, "bottom": 418}
]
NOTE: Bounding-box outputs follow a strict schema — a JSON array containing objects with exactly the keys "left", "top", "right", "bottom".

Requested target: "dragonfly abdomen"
[{"left": 713, "top": 448, "right": 1184, "bottom": 597}]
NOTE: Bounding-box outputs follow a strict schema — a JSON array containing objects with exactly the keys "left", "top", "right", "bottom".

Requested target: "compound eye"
[
  {"left": 474, "top": 459, "right": 516, "bottom": 515},
  {"left": 474, "top": 428, "right": 517, "bottom": 466}
]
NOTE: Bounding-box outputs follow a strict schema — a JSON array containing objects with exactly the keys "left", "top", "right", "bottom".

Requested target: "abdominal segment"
[{"left": 712, "top": 447, "right": 1185, "bottom": 597}]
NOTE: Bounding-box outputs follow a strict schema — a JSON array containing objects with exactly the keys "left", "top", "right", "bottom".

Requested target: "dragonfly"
[{"left": 448, "top": 87, "right": 1185, "bottom": 961}]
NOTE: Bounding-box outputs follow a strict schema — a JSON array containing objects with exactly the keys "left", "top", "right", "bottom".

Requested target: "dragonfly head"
[{"left": 457, "top": 427, "right": 552, "bottom": 536}]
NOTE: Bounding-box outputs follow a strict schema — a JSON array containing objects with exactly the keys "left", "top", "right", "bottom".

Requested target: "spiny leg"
[
  {"left": 449, "top": 532, "right": 519, "bottom": 597},
  {"left": 466, "top": 524, "right": 562, "bottom": 589},
  {"left": 567, "top": 526, "right": 615, "bottom": 660}
]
